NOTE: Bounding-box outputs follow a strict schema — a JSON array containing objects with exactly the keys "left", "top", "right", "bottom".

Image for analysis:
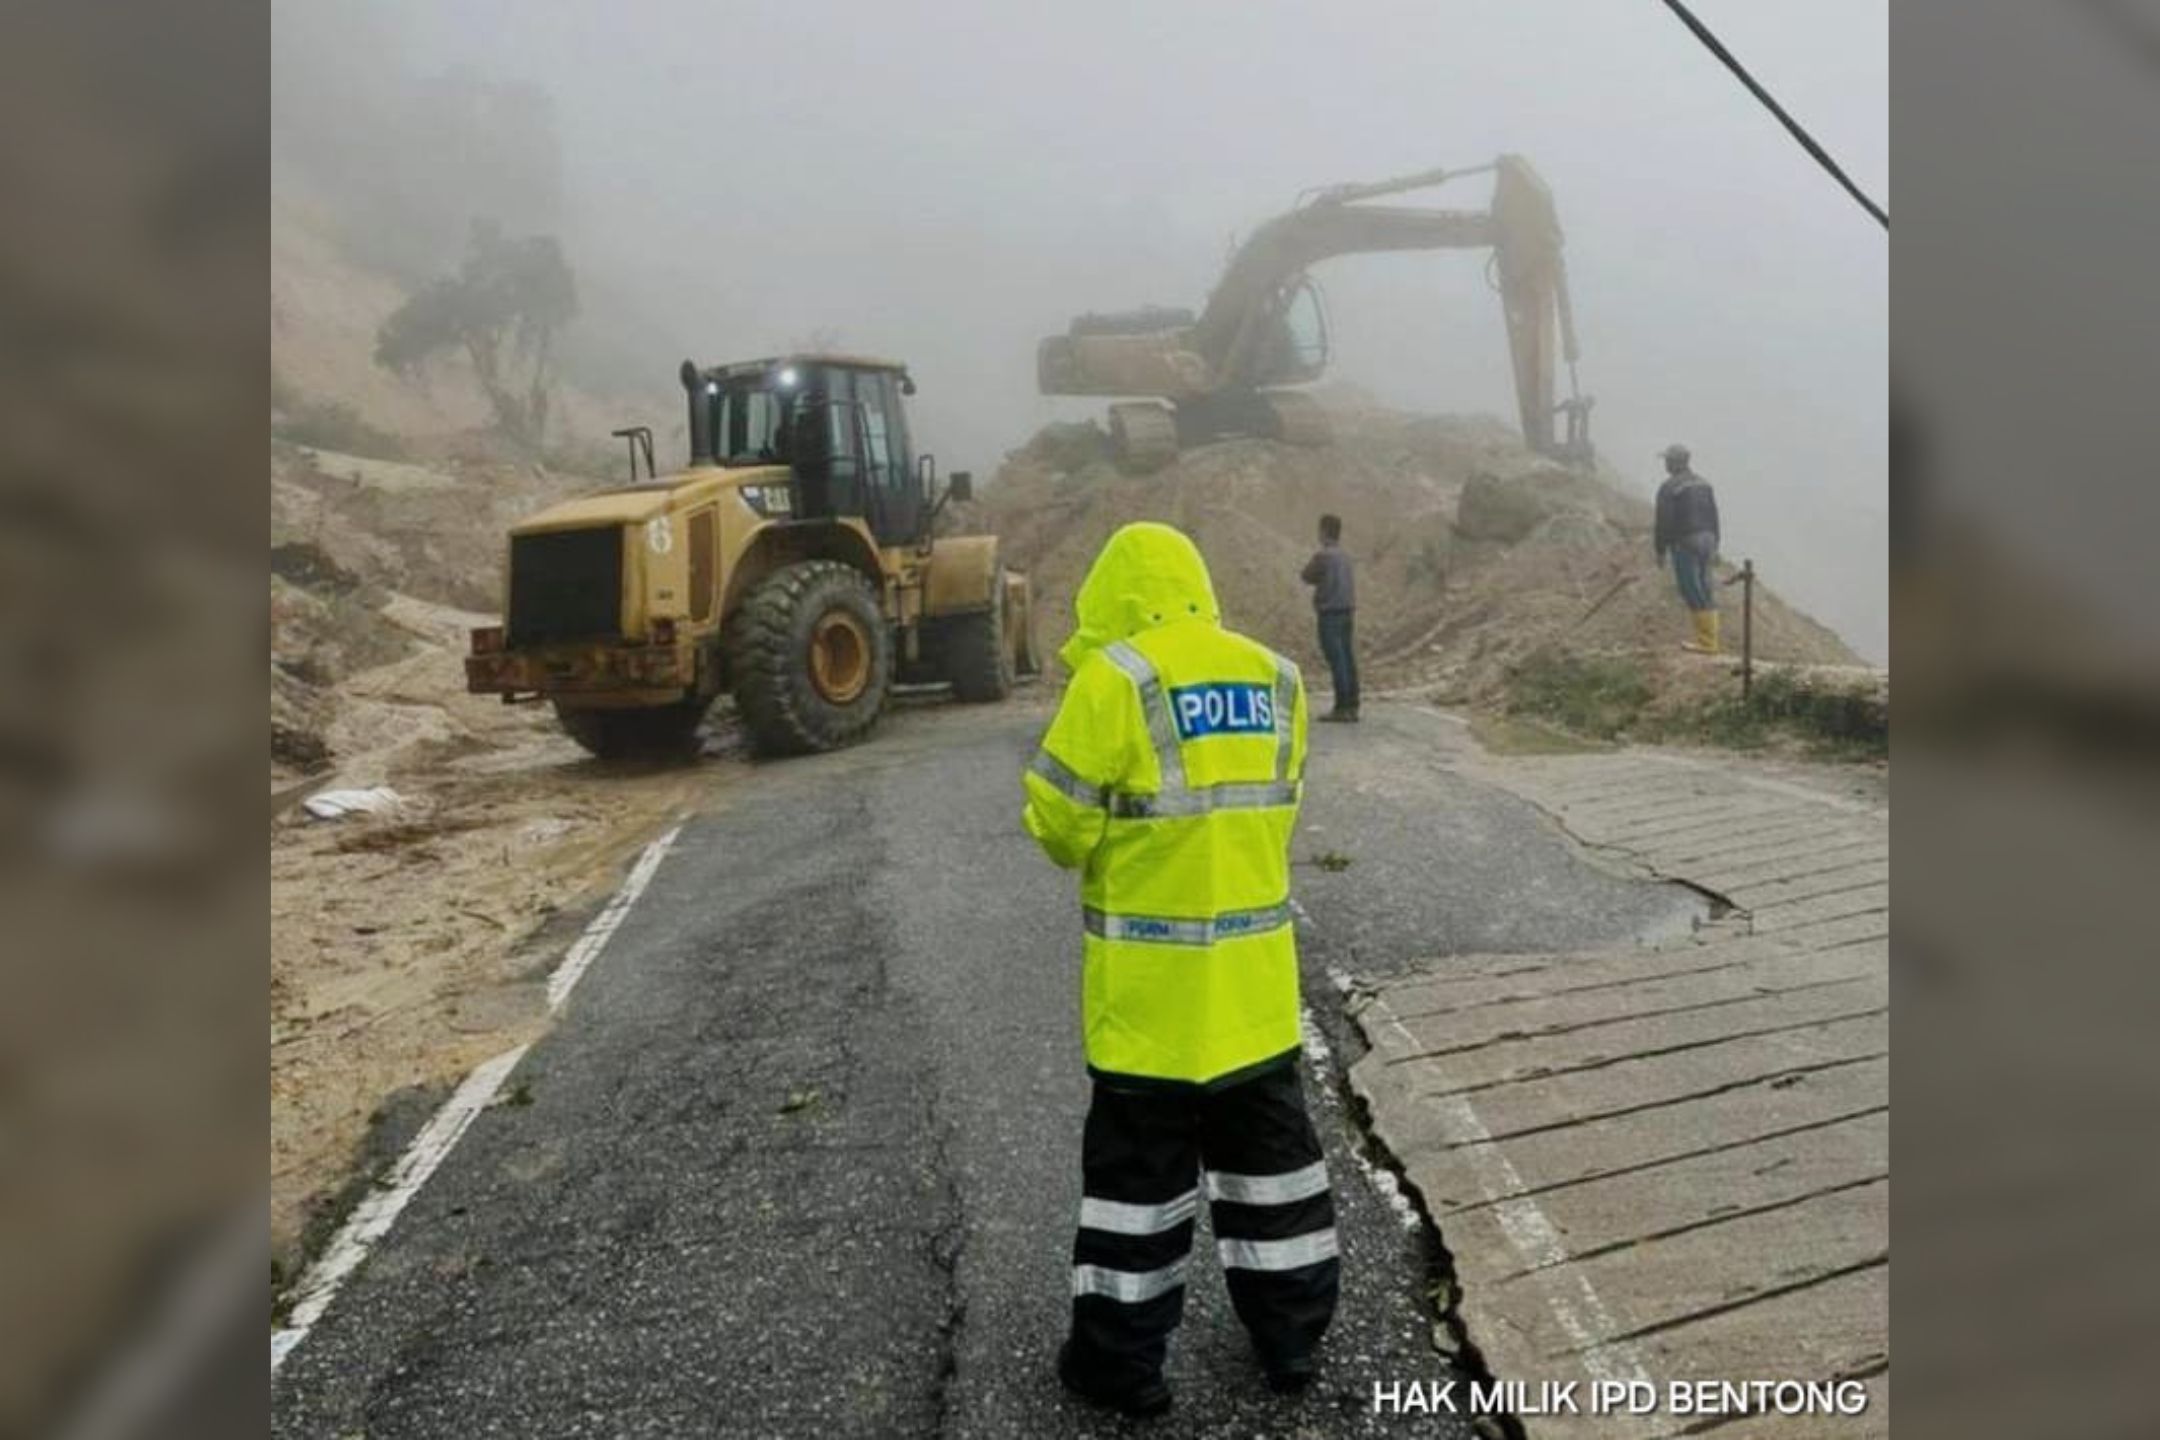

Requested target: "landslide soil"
[
  {"left": 268, "top": 394, "right": 1868, "bottom": 1275},
  {"left": 269, "top": 444, "right": 726, "bottom": 1274},
  {"left": 969, "top": 400, "right": 1860, "bottom": 705}
]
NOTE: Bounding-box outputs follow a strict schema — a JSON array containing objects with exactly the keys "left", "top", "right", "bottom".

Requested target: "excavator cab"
[{"left": 1258, "top": 277, "right": 1331, "bottom": 385}]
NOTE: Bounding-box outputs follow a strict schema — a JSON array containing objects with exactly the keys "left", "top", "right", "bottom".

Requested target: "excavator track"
[
  {"left": 1262, "top": 391, "right": 1332, "bottom": 448},
  {"left": 1108, "top": 401, "right": 1179, "bottom": 475}
]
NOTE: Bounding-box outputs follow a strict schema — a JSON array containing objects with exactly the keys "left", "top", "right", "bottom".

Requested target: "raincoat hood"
[{"left": 1058, "top": 522, "right": 1222, "bottom": 670}]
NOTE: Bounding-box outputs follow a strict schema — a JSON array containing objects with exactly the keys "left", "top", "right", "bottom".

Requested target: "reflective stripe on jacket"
[{"left": 1022, "top": 522, "right": 1309, "bottom": 1087}]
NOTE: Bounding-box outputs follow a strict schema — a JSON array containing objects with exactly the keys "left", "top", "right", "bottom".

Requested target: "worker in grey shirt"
[
  {"left": 1653, "top": 443, "right": 1723, "bottom": 654},
  {"left": 1300, "top": 513, "right": 1359, "bottom": 722}
]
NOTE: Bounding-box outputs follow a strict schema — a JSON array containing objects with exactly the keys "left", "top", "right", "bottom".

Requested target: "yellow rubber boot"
[{"left": 1700, "top": 609, "right": 1721, "bottom": 655}]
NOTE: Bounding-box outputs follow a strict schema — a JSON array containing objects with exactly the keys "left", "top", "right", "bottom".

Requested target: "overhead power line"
[{"left": 1656, "top": 0, "right": 1889, "bottom": 230}]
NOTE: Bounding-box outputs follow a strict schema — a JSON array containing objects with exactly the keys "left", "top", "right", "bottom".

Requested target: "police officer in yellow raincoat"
[{"left": 1023, "top": 522, "right": 1338, "bottom": 1416}]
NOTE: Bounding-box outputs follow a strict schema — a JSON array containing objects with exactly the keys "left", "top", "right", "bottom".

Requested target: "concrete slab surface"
[{"left": 1352, "top": 746, "right": 1888, "bottom": 1438}]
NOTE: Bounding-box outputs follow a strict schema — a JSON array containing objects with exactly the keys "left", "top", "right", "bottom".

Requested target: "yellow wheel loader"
[{"left": 465, "top": 354, "right": 1039, "bottom": 758}]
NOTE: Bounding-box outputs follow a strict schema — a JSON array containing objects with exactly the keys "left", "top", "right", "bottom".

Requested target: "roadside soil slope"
[
  {"left": 269, "top": 444, "right": 716, "bottom": 1273},
  {"left": 971, "top": 401, "right": 1860, "bottom": 704}
]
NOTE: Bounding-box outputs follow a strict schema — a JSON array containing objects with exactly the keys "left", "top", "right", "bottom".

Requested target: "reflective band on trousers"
[
  {"left": 1205, "top": 1161, "right": 1331, "bottom": 1207},
  {"left": 1072, "top": 1259, "right": 1188, "bottom": 1304},
  {"left": 1079, "top": 1188, "right": 1199, "bottom": 1237},
  {"left": 1083, "top": 902, "right": 1294, "bottom": 947},
  {"left": 1217, "top": 1228, "right": 1340, "bottom": 1272}
]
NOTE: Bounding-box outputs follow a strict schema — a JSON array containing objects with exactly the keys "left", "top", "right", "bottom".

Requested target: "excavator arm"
[
  {"left": 1193, "top": 202, "right": 1494, "bottom": 389},
  {"left": 1037, "top": 155, "right": 1593, "bottom": 468}
]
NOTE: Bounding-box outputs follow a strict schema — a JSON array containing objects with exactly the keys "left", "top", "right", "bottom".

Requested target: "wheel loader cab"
[{"left": 687, "top": 357, "right": 928, "bottom": 547}]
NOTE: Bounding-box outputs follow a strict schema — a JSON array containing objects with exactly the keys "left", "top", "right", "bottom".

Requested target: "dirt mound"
[
  {"left": 265, "top": 187, "right": 715, "bottom": 1286},
  {"left": 973, "top": 401, "right": 1859, "bottom": 702},
  {"left": 271, "top": 185, "right": 669, "bottom": 462},
  {"left": 271, "top": 442, "right": 584, "bottom": 609},
  {"left": 976, "top": 407, "right": 1523, "bottom": 678},
  {"left": 271, "top": 187, "right": 493, "bottom": 441},
  {"left": 1454, "top": 466, "right": 1639, "bottom": 543},
  {"left": 1397, "top": 525, "right": 1861, "bottom": 707},
  {"left": 268, "top": 598, "right": 704, "bottom": 1271},
  {"left": 267, "top": 482, "right": 707, "bottom": 1271},
  {"left": 269, "top": 441, "right": 597, "bottom": 784}
]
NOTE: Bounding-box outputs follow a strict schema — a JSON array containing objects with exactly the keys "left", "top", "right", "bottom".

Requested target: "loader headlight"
[{"left": 776, "top": 367, "right": 798, "bottom": 388}]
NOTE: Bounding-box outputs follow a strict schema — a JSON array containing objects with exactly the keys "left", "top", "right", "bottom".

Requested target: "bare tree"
[{"left": 375, "top": 220, "right": 578, "bottom": 445}]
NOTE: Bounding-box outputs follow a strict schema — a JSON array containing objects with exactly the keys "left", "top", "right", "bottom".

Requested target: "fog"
[{"left": 273, "top": 0, "right": 1885, "bottom": 660}]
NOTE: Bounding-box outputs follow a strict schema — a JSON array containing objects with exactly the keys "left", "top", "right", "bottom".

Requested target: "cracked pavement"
[
  {"left": 1347, "top": 740, "right": 1890, "bottom": 1436},
  {"left": 272, "top": 699, "right": 1703, "bottom": 1437}
]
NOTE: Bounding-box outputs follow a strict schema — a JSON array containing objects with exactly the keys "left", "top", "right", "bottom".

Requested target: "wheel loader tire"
[
  {"left": 1263, "top": 390, "right": 1332, "bottom": 447},
  {"left": 554, "top": 698, "right": 706, "bottom": 761},
  {"left": 1108, "top": 402, "right": 1179, "bottom": 474},
  {"left": 728, "top": 559, "right": 892, "bottom": 756},
  {"left": 945, "top": 574, "right": 1015, "bottom": 703}
]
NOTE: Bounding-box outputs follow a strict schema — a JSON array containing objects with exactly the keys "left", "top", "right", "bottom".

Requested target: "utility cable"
[{"left": 1656, "top": 0, "right": 1889, "bottom": 230}]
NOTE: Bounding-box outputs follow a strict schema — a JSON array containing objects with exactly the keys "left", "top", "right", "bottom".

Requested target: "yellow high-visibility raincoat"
[{"left": 1023, "top": 522, "right": 1309, "bottom": 1087}]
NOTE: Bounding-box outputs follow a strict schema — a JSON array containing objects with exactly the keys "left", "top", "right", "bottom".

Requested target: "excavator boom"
[
  {"left": 1193, "top": 202, "right": 1494, "bottom": 392},
  {"left": 1037, "top": 155, "right": 1593, "bottom": 471}
]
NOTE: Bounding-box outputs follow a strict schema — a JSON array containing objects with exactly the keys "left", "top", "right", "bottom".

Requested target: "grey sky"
[{"left": 296, "top": 0, "right": 1887, "bottom": 659}]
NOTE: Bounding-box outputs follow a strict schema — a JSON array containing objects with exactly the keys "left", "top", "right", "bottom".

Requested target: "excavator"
[{"left": 1036, "top": 155, "right": 1594, "bottom": 473}]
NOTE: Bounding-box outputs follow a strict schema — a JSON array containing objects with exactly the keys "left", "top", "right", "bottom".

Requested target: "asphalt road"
[{"left": 271, "top": 697, "right": 1702, "bottom": 1439}]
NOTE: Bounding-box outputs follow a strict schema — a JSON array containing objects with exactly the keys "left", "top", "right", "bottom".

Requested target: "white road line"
[
  {"left": 269, "top": 1044, "right": 528, "bottom": 1371},
  {"left": 272, "top": 824, "right": 683, "bottom": 1374},
  {"left": 546, "top": 825, "right": 682, "bottom": 1010},
  {"left": 1380, "top": 1009, "right": 1652, "bottom": 1391}
]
